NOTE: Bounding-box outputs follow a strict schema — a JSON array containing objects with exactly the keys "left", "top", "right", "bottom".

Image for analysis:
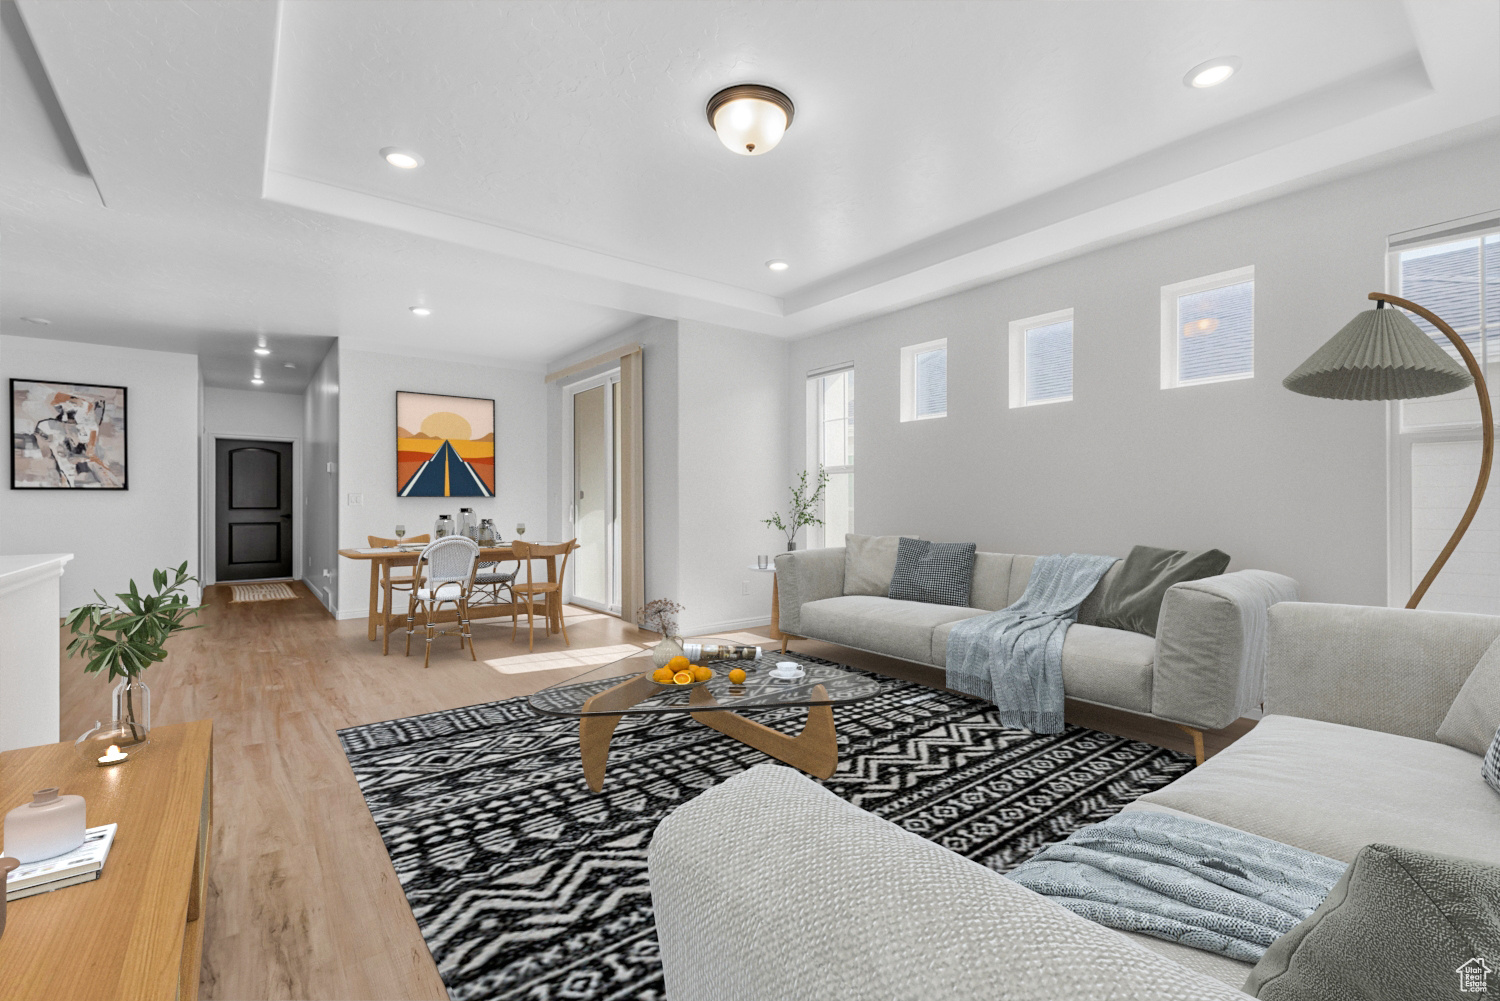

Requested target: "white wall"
[
  {"left": 335, "top": 347, "right": 547, "bottom": 618},
  {"left": 676, "top": 320, "right": 789, "bottom": 632},
  {"left": 784, "top": 132, "right": 1500, "bottom": 606},
  {"left": 203, "top": 387, "right": 305, "bottom": 439},
  {"left": 303, "top": 345, "right": 340, "bottom": 613},
  {"left": 0, "top": 334, "right": 200, "bottom": 609},
  {"left": 201, "top": 387, "right": 306, "bottom": 585}
]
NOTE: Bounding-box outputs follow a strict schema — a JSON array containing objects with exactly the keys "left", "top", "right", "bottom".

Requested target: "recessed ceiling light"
[
  {"left": 1185, "top": 57, "right": 1241, "bottom": 89},
  {"left": 20, "top": 316, "right": 50, "bottom": 325},
  {"left": 766, "top": 260, "right": 790, "bottom": 272},
  {"left": 707, "top": 84, "right": 795, "bottom": 155},
  {"left": 283, "top": 362, "right": 296, "bottom": 369},
  {"left": 381, "top": 147, "right": 424, "bottom": 169},
  {"left": 254, "top": 347, "right": 271, "bottom": 356},
  {"left": 251, "top": 378, "right": 264, "bottom": 386},
  {"left": 409, "top": 306, "right": 432, "bottom": 316}
]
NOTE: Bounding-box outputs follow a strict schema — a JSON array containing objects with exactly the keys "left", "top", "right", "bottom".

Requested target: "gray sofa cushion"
[
  {"left": 932, "top": 620, "right": 1155, "bottom": 713},
  {"left": 1095, "top": 545, "right": 1231, "bottom": 637},
  {"left": 968, "top": 552, "right": 1016, "bottom": 611},
  {"left": 842, "top": 534, "right": 908, "bottom": 597},
  {"left": 1485, "top": 729, "right": 1500, "bottom": 797},
  {"left": 1244, "top": 844, "right": 1500, "bottom": 1001},
  {"left": 1135, "top": 714, "right": 1500, "bottom": 866},
  {"left": 1436, "top": 634, "right": 1500, "bottom": 756},
  {"left": 888, "top": 538, "right": 978, "bottom": 606},
  {"left": 799, "top": 595, "right": 985, "bottom": 665}
]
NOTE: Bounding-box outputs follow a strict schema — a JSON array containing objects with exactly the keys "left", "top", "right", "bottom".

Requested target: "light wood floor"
[{"left": 56, "top": 582, "right": 1253, "bottom": 1000}]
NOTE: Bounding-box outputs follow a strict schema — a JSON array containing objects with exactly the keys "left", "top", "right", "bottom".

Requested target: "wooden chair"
[
  {"left": 368, "top": 533, "right": 430, "bottom": 601},
  {"left": 510, "top": 539, "right": 577, "bottom": 652},
  {"left": 405, "top": 536, "right": 480, "bottom": 668}
]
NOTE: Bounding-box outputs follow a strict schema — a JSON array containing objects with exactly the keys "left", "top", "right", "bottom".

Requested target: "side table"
[{"left": 748, "top": 563, "right": 803, "bottom": 653}]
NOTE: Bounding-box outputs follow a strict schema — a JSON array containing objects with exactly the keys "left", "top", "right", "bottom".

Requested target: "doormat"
[
  {"left": 229, "top": 582, "right": 297, "bottom": 603},
  {"left": 338, "top": 663, "right": 1193, "bottom": 1000}
]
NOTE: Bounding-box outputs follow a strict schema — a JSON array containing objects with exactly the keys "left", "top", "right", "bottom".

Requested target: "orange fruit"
[
  {"left": 667, "top": 656, "right": 691, "bottom": 672},
  {"left": 672, "top": 670, "right": 693, "bottom": 685},
  {"left": 691, "top": 665, "right": 712, "bottom": 682},
  {"left": 651, "top": 667, "right": 673, "bottom": 683},
  {"left": 727, "top": 668, "right": 746, "bottom": 684}
]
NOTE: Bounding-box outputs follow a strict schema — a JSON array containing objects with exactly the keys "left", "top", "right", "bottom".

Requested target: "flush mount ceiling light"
[
  {"left": 706, "top": 84, "right": 795, "bottom": 155},
  {"left": 409, "top": 306, "right": 432, "bottom": 316},
  {"left": 765, "top": 259, "right": 790, "bottom": 271},
  {"left": 20, "top": 316, "right": 50, "bottom": 325},
  {"left": 1185, "top": 57, "right": 1241, "bottom": 88},
  {"left": 381, "top": 147, "right": 424, "bottom": 169}
]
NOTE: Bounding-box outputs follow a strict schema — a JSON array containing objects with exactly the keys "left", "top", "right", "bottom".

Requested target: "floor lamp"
[{"left": 1284, "top": 292, "right": 1493, "bottom": 608}]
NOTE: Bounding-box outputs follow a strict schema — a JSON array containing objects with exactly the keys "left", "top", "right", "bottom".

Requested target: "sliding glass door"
[{"left": 568, "top": 372, "right": 621, "bottom": 614}]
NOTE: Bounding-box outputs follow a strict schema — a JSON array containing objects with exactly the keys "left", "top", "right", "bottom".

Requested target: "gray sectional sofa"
[
  {"left": 776, "top": 538, "right": 1299, "bottom": 757},
  {"left": 649, "top": 602, "right": 1500, "bottom": 998}
]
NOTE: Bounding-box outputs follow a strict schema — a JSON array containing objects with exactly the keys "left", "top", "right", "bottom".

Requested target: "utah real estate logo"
[{"left": 1458, "top": 957, "right": 1493, "bottom": 994}]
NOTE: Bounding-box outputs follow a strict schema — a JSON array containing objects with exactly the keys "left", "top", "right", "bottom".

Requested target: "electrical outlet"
[
  {"left": 322, "top": 568, "right": 331, "bottom": 578},
  {"left": 347, "top": 492, "right": 363, "bottom": 506},
  {"left": 742, "top": 580, "right": 749, "bottom": 595}
]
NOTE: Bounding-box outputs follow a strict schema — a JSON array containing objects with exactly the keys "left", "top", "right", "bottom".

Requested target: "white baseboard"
[
  {"left": 684, "top": 616, "right": 772, "bottom": 636},
  {"left": 337, "top": 606, "right": 367, "bottom": 620}
]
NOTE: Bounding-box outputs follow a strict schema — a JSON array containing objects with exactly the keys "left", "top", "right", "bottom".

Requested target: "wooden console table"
[{"left": 0, "top": 721, "right": 213, "bottom": 1001}]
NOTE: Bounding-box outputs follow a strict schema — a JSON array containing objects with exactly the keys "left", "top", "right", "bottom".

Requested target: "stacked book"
[{"left": 4, "top": 824, "right": 117, "bottom": 900}]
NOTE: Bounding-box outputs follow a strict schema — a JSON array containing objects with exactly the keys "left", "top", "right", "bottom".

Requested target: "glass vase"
[{"left": 110, "top": 679, "right": 151, "bottom": 746}]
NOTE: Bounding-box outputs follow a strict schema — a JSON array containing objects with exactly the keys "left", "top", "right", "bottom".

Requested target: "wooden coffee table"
[{"left": 528, "top": 642, "right": 882, "bottom": 791}]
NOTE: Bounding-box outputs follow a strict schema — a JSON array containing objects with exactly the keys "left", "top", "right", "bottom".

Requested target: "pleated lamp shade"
[{"left": 1283, "top": 307, "right": 1473, "bottom": 400}]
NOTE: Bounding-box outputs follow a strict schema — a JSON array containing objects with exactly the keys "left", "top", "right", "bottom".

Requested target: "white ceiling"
[{"left": 2, "top": 1, "right": 1498, "bottom": 376}]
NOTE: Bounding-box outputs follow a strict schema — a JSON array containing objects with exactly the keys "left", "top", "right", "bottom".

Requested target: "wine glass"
[
  {"left": 514, "top": 522, "right": 527, "bottom": 539},
  {"left": 394, "top": 525, "right": 406, "bottom": 546}
]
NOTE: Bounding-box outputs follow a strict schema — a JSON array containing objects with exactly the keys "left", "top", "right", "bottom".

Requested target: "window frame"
[
  {"left": 1384, "top": 217, "right": 1500, "bottom": 609},
  {"left": 1008, "top": 307, "right": 1075, "bottom": 408},
  {"left": 806, "top": 365, "right": 854, "bottom": 549},
  {"left": 1159, "top": 265, "right": 1255, "bottom": 389},
  {"left": 899, "top": 338, "right": 947, "bottom": 422}
]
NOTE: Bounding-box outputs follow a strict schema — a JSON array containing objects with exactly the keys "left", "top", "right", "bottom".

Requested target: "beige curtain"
[{"left": 619, "top": 348, "right": 646, "bottom": 626}]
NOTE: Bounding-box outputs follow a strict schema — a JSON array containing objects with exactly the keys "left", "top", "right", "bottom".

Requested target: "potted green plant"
[
  {"left": 763, "top": 466, "right": 829, "bottom": 551},
  {"left": 64, "top": 562, "right": 201, "bottom": 745}
]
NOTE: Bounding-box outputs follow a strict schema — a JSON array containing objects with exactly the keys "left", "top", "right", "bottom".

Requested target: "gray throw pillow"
[
  {"left": 1245, "top": 843, "right": 1500, "bottom": 1001},
  {"left": 887, "top": 538, "right": 977, "bottom": 607},
  {"left": 843, "top": 534, "right": 911, "bottom": 597},
  {"left": 1093, "top": 545, "right": 1231, "bottom": 637},
  {"left": 1436, "top": 634, "right": 1500, "bottom": 756}
]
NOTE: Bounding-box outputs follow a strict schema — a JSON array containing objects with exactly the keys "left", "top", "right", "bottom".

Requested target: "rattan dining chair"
[
  {"left": 510, "top": 539, "right": 577, "bottom": 652},
  {"left": 405, "top": 536, "right": 480, "bottom": 668}
]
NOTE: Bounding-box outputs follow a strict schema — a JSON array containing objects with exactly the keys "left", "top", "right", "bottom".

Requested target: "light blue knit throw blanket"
[
  {"left": 1007, "top": 812, "right": 1347, "bottom": 962},
  {"left": 945, "top": 553, "right": 1118, "bottom": 733}
]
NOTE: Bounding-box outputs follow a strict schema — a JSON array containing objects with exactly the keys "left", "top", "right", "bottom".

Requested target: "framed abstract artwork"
[
  {"left": 396, "top": 391, "right": 495, "bottom": 497},
  {"left": 11, "top": 378, "right": 129, "bottom": 489}
]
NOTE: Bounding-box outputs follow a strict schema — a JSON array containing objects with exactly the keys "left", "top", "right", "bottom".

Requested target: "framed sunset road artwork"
[
  {"left": 396, "top": 391, "right": 495, "bottom": 497},
  {"left": 11, "top": 378, "right": 128, "bottom": 489}
]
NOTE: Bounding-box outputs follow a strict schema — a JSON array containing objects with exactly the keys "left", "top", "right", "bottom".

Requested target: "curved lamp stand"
[{"left": 1371, "top": 293, "right": 1495, "bottom": 608}]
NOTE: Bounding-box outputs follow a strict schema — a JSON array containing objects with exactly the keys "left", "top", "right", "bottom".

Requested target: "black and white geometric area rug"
[{"left": 338, "top": 661, "right": 1193, "bottom": 1001}]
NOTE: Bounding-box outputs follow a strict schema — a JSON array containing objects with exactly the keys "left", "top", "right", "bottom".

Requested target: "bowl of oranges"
[{"left": 650, "top": 655, "right": 714, "bottom": 688}]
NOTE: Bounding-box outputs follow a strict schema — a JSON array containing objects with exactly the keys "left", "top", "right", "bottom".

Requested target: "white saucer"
[{"left": 769, "top": 661, "right": 806, "bottom": 680}]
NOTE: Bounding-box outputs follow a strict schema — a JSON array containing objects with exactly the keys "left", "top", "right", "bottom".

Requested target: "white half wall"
[
  {"left": 335, "top": 347, "right": 547, "bottom": 618},
  {"left": 783, "top": 131, "right": 1500, "bottom": 606},
  {"left": 0, "top": 334, "right": 200, "bottom": 609}
]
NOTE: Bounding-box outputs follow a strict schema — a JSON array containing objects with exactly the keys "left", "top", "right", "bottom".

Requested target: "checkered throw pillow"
[
  {"left": 887, "top": 537, "right": 977, "bottom": 607},
  {"left": 1484, "top": 727, "right": 1500, "bottom": 797}
]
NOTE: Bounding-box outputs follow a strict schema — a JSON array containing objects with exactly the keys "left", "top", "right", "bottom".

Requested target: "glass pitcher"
[{"left": 434, "top": 514, "right": 454, "bottom": 538}]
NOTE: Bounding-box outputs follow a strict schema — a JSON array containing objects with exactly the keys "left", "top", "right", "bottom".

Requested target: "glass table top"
[{"left": 527, "top": 640, "right": 883, "bottom": 717}]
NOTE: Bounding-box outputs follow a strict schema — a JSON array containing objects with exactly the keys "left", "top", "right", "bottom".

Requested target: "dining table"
[{"left": 336, "top": 543, "right": 563, "bottom": 654}]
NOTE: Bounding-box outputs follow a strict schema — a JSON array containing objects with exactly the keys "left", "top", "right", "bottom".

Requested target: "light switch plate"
[{"left": 347, "top": 492, "right": 363, "bottom": 506}]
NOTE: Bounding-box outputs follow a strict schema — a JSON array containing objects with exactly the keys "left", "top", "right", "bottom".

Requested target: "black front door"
[{"left": 215, "top": 438, "right": 294, "bottom": 581}]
